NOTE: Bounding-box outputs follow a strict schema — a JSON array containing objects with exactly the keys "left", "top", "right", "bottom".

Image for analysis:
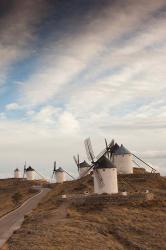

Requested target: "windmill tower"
[
  {"left": 26, "top": 166, "right": 35, "bottom": 180},
  {"left": 112, "top": 144, "right": 133, "bottom": 174},
  {"left": 73, "top": 155, "right": 91, "bottom": 178},
  {"left": 52, "top": 161, "right": 65, "bottom": 183},
  {"left": 14, "top": 168, "right": 21, "bottom": 178},
  {"left": 84, "top": 138, "right": 118, "bottom": 194}
]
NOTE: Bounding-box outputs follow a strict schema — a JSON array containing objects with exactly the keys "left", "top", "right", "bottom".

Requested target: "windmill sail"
[
  {"left": 23, "top": 161, "right": 26, "bottom": 178},
  {"left": 84, "top": 137, "right": 95, "bottom": 162},
  {"left": 95, "top": 169, "right": 104, "bottom": 187},
  {"left": 51, "top": 161, "right": 57, "bottom": 179},
  {"left": 73, "top": 155, "right": 79, "bottom": 170},
  {"left": 96, "top": 139, "right": 115, "bottom": 160},
  {"left": 83, "top": 137, "right": 105, "bottom": 187}
]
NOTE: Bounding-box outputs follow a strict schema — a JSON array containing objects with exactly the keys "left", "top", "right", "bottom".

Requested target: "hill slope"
[
  {"left": 0, "top": 179, "right": 43, "bottom": 217},
  {"left": 5, "top": 173, "right": 166, "bottom": 250}
]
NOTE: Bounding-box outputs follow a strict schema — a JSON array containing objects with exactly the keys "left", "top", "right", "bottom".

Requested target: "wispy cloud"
[
  {"left": 0, "top": 0, "right": 49, "bottom": 87},
  {"left": 6, "top": 102, "right": 19, "bottom": 111}
]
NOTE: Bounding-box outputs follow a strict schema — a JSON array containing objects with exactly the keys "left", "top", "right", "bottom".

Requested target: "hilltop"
[{"left": 5, "top": 172, "right": 166, "bottom": 250}]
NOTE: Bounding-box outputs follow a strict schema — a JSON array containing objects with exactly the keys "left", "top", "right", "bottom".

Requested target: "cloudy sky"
[{"left": 0, "top": 0, "right": 166, "bottom": 178}]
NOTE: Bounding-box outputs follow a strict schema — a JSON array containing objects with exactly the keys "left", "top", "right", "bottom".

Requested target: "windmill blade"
[
  {"left": 51, "top": 172, "right": 55, "bottom": 179},
  {"left": 77, "top": 154, "right": 80, "bottom": 170},
  {"left": 96, "top": 139, "right": 115, "bottom": 160},
  {"left": 96, "top": 148, "right": 107, "bottom": 160},
  {"left": 95, "top": 169, "right": 104, "bottom": 187},
  {"left": 80, "top": 165, "right": 94, "bottom": 178},
  {"left": 105, "top": 138, "right": 110, "bottom": 158},
  {"left": 84, "top": 137, "right": 95, "bottom": 162},
  {"left": 54, "top": 161, "right": 56, "bottom": 170},
  {"left": 108, "top": 139, "right": 114, "bottom": 149},
  {"left": 105, "top": 138, "right": 108, "bottom": 149},
  {"left": 73, "top": 155, "right": 79, "bottom": 166},
  {"left": 23, "top": 161, "right": 26, "bottom": 178},
  {"left": 51, "top": 161, "right": 57, "bottom": 180},
  {"left": 107, "top": 139, "right": 115, "bottom": 159},
  {"left": 87, "top": 138, "right": 95, "bottom": 161},
  {"left": 51, "top": 169, "right": 55, "bottom": 179},
  {"left": 105, "top": 138, "right": 114, "bottom": 150}
]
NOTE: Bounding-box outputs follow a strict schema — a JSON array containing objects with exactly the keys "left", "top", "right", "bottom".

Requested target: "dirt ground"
[{"left": 3, "top": 173, "right": 166, "bottom": 250}]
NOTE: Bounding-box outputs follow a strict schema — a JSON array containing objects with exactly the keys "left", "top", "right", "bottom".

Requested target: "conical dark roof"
[
  {"left": 110, "top": 143, "right": 120, "bottom": 154},
  {"left": 95, "top": 155, "right": 116, "bottom": 169},
  {"left": 113, "top": 144, "right": 131, "bottom": 155},
  {"left": 26, "top": 166, "right": 34, "bottom": 172},
  {"left": 56, "top": 167, "right": 64, "bottom": 172},
  {"left": 79, "top": 161, "right": 91, "bottom": 169},
  {"left": 15, "top": 168, "right": 19, "bottom": 171}
]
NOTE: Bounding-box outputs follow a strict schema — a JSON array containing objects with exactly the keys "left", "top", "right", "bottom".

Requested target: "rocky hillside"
[{"left": 5, "top": 173, "right": 166, "bottom": 250}]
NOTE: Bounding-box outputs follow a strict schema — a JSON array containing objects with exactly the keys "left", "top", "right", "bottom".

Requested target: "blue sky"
[{"left": 0, "top": 0, "right": 166, "bottom": 178}]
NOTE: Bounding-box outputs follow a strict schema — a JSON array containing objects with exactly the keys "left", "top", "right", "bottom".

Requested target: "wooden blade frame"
[
  {"left": 84, "top": 137, "right": 95, "bottom": 162},
  {"left": 95, "top": 169, "right": 104, "bottom": 187},
  {"left": 96, "top": 139, "right": 114, "bottom": 160}
]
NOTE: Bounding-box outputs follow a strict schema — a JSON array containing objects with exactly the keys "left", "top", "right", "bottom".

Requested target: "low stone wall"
[
  {"left": 58, "top": 192, "right": 154, "bottom": 206},
  {"left": 119, "top": 173, "right": 160, "bottom": 179}
]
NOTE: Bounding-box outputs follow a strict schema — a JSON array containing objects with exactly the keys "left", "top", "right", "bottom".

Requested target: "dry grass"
[
  {"left": 0, "top": 179, "right": 42, "bottom": 217},
  {"left": 6, "top": 173, "right": 166, "bottom": 250}
]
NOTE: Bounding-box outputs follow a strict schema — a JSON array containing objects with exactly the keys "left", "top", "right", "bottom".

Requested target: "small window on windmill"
[{"left": 103, "top": 169, "right": 105, "bottom": 172}]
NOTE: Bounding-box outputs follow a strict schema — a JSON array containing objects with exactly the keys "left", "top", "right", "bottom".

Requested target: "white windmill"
[
  {"left": 26, "top": 166, "right": 35, "bottom": 180},
  {"left": 73, "top": 154, "right": 91, "bottom": 178},
  {"left": 84, "top": 138, "right": 118, "bottom": 194},
  {"left": 14, "top": 168, "right": 21, "bottom": 178},
  {"left": 112, "top": 144, "right": 133, "bottom": 174},
  {"left": 51, "top": 161, "right": 65, "bottom": 183}
]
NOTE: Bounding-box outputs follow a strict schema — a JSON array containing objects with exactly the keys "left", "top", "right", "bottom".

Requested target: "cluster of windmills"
[
  {"left": 73, "top": 138, "right": 157, "bottom": 194},
  {"left": 13, "top": 161, "right": 75, "bottom": 183},
  {"left": 14, "top": 165, "right": 35, "bottom": 180},
  {"left": 14, "top": 163, "right": 45, "bottom": 181},
  {"left": 13, "top": 137, "right": 157, "bottom": 195}
]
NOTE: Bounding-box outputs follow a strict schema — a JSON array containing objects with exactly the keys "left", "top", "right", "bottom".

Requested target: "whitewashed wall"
[
  {"left": 26, "top": 170, "right": 35, "bottom": 180},
  {"left": 94, "top": 168, "right": 118, "bottom": 194},
  {"left": 55, "top": 171, "right": 65, "bottom": 183},
  {"left": 112, "top": 154, "right": 133, "bottom": 174},
  {"left": 14, "top": 170, "right": 21, "bottom": 178}
]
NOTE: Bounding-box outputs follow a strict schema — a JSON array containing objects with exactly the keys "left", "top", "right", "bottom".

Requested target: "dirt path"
[{"left": 0, "top": 188, "right": 50, "bottom": 249}]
